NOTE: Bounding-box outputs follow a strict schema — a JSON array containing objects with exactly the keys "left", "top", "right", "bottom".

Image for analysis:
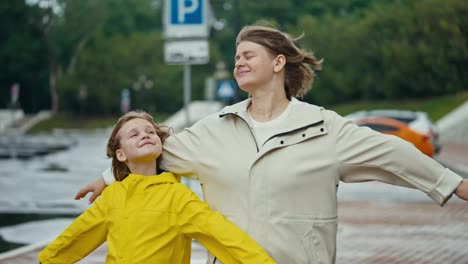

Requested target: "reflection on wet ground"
[
  {"left": 0, "top": 213, "right": 77, "bottom": 253},
  {"left": 0, "top": 134, "right": 77, "bottom": 160},
  {"left": 0, "top": 130, "right": 110, "bottom": 253}
]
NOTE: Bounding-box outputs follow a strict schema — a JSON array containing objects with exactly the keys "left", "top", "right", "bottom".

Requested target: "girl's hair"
[
  {"left": 106, "top": 110, "right": 171, "bottom": 181},
  {"left": 236, "top": 24, "right": 323, "bottom": 99}
]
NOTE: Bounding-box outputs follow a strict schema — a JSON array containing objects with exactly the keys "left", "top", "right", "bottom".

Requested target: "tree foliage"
[
  {"left": 2, "top": 0, "right": 467, "bottom": 114},
  {"left": 0, "top": 0, "right": 49, "bottom": 112},
  {"left": 303, "top": 0, "right": 468, "bottom": 104}
]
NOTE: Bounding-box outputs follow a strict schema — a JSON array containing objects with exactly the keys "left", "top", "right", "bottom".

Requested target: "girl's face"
[
  {"left": 234, "top": 41, "right": 276, "bottom": 92},
  {"left": 116, "top": 118, "right": 162, "bottom": 164}
]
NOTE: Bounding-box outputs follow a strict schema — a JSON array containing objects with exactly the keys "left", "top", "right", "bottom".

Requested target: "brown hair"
[
  {"left": 236, "top": 24, "right": 323, "bottom": 99},
  {"left": 106, "top": 110, "right": 171, "bottom": 181}
]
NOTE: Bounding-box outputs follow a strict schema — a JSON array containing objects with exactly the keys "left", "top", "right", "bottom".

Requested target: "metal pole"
[
  {"left": 183, "top": 63, "right": 192, "bottom": 190},
  {"left": 184, "top": 64, "right": 191, "bottom": 128},
  {"left": 233, "top": 0, "right": 241, "bottom": 103}
]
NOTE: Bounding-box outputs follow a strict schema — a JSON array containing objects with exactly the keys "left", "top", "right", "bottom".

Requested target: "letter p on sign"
[{"left": 171, "top": 0, "right": 202, "bottom": 24}]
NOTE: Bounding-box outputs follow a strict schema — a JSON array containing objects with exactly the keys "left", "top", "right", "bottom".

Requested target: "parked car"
[
  {"left": 345, "top": 109, "right": 442, "bottom": 154},
  {"left": 350, "top": 117, "right": 434, "bottom": 157}
]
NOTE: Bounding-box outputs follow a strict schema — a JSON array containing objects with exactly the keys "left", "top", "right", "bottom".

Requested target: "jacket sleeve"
[
  {"left": 328, "top": 110, "right": 463, "bottom": 206},
  {"left": 175, "top": 186, "right": 276, "bottom": 264},
  {"left": 102, "top": 167, "right": 115, "bottom": 185},
  {"left": 38, "top": 188, "right": 110, "bottom": 263},
  {"left": 160, "top": 120, "right": 207, "bottom": 181}
]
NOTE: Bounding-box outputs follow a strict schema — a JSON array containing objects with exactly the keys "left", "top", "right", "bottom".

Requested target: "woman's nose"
[{"left": 234, "top": 59, "right": 244, "bottom": 68}]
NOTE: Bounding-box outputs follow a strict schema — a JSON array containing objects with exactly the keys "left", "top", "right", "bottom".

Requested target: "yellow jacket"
[{"left": 38, "top": 173, "right": 276, "bottom": 263}]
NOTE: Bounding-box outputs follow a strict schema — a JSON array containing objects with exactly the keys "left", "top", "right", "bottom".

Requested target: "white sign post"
[
  {"left": 164, "top": 0, "right": 210, "bottom": 129},
  {"left": 163, "top": 0, "right": 209, "bottom": 65}
]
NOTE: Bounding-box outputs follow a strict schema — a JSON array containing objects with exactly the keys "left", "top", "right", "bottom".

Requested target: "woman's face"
[
  {"left": 234, "top": 41, "right": 276, "bottom": 92},
  {"left": 116, "top": 118, "right": 162, "bottom": 164}
]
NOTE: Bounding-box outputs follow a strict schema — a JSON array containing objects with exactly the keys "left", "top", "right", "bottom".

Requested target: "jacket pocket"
[{"left": 300, "top": 219, "right": 337, "bottom": 264}]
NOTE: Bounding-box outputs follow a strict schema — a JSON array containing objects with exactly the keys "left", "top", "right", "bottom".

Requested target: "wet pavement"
[{"left": 1, "top": 199, "right": 467, "bottom": 264}]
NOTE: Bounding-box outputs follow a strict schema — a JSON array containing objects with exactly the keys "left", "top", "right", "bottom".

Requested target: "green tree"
[
  {"left": 297, "top": 0, "right": 467, "bottom": 104},
  {"left": 27, "top": 0, "right": 106, "bottom": 113},
  {"left": 0, "top": 0, "right": 49, "bottom": 112}
]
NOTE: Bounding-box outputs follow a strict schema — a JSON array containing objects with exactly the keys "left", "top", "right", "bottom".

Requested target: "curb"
[{"left": 0, "top": 240, "right": 49, "bottom": 261}]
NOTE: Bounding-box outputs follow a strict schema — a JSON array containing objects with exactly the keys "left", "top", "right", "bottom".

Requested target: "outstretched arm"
[
  {"left": 455, "top": 180, "right": 468, "bottom": 201},
  {"left": 39, "top": 192, "right": 108, "bottom": 263},
  {"left": 330, "top": 110, "right": 463, "bottom": 206}
]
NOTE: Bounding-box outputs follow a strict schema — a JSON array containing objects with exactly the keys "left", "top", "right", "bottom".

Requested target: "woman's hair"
[
  {"left": 236, "top": 24, "right": 323, "bottom": 99},
  {"left": 106, "top": 110, "right": 171, "bottom": 181}
]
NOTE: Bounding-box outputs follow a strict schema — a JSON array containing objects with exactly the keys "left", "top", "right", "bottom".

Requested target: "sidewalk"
[
  {"left": 336, "top": 201, "right": 468, "bottom": 263},
  {"left": 1, "top": 200, "right": 466, "bottom": 264}
]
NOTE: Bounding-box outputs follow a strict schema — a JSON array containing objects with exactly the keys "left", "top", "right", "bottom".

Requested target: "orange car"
[{"left": 353, "top": 117, "right": 434, "bottom": 157}]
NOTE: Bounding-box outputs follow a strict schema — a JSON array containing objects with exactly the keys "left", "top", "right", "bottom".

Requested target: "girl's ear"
[
  {"left": 273, "top": 54, "right": 286, "bottom": 73},
  {"left": 116, "top": 149, "right": 127, "bottom": 162}
]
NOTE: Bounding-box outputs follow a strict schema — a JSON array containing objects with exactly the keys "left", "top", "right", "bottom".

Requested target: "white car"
[{"left": 345, "top": 109, "right": 442, "bottom": 154}]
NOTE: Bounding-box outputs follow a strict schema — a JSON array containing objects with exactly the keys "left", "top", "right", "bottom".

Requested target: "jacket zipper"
[{"left": 224, "top": 112, "right": 260, "bottom": 152}]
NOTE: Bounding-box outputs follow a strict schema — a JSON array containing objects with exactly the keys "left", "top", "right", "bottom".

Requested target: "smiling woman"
[{"left": 234, "top": 25, "right": 322, "bottom": 101}]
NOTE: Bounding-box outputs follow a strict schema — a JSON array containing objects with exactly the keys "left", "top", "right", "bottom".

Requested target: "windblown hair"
[
  {"left": 236, "top": 24, "right": 323, "bottom": 99},
  {"left": 106, "top": 110, "right": 171, "bottom": 181}
]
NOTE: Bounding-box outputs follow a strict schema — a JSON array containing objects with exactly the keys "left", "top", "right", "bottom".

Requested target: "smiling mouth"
[
  {"left": 140, "top": 142, "right": 154, "bottom": 147},
  {"left": 237, "top": 71, "right": 249, "bottom": 77}
]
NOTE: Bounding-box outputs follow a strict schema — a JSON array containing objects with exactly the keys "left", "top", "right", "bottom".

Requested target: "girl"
[{"left": 39, "top": 110, "right": 276, "bottom": 264}]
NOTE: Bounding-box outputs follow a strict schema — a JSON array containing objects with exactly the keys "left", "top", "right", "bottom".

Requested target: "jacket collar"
[
  {"left": 219, "top": 97, "right": 324, "bottom": 132},
  {"left": 123, "top": 172, "right": 178, "bottom": 186}
]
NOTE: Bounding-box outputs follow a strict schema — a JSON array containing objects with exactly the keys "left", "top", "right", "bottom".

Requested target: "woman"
[
  {"left": 76, "top": 25, "right": 468, "bottom": 263},
  {"left": 41, "top": 111, "right": 276, "bottom": 264}
]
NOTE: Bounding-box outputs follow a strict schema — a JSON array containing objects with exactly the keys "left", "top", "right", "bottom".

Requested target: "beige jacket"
[{"left": 106, "top": 98, "right": 462, "bottom": 263}]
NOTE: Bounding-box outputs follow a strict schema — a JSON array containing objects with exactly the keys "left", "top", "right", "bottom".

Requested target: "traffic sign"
[
  {"left": 216, "top": 80, "right": 236, "bottom": 100},
  {"left": 164, "top": 39, "right": 209, "bottom": 65},
  {"left": 164, "top": 0, "right": 209, "bottom": 39}
]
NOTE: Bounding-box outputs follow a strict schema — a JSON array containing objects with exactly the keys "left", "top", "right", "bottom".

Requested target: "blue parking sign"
[
  {"left": 164, "top": 0, "right": 208, "bottom": 38},
  {"left": 170, "top": 0, "right": 203, "bottom": 24}
]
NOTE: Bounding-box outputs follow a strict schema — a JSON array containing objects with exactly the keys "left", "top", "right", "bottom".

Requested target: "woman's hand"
[
  {"left": 454, "top": 180, "right": 468, "bottom": 201},
  {"left": 74, "top": 177, "right": 106, "bottom": 204}
]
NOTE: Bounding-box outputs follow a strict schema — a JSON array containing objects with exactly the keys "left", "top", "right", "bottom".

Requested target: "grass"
[
  {"left": 27, "top": 92, "right": 468, "bottom": 133},
  {"left": 28, "top": 114, "right": 120, "bottom": 134},
  {"left": 28, "top": 113, "right": 171, "bottom": 134}
]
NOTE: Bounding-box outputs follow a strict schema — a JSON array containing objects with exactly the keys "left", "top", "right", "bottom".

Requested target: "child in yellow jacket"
[{"left": 38, "top": 110, "right": 276, "bottom": 264}]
